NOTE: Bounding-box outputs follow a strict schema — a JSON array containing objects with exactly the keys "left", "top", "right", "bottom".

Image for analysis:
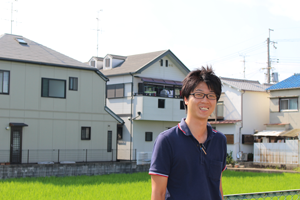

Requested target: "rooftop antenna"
[
  {"left": 10, "top": 0, "right": 18, "bottom": 34},
  {"left": 96, "top": 9, "right": 103, "bottom": 57},
  {"left": 239, "top": 54, "right": 248, "bottom": 79}
]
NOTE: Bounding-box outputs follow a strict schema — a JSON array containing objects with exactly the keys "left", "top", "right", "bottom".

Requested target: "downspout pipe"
[
  {"left": 129, "top": 73, "right": 134, "bottom": 161},
  {"left": 239, "top": 90, "right": 245, "bottom": 154}
]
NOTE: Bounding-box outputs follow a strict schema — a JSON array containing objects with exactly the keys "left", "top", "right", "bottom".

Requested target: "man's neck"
[{"left": 185, "top": 116, "right": 208, "bottom": 144}]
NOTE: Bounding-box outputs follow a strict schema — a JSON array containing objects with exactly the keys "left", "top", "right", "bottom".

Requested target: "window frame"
[
  {"left": 0, "top": 70, "right": 10, "bottom": 95},
  {"left": 225, "top": 134, "right": 234, "bottom": 144},
  {"left": 105, "top": 58, "right": 110, "bottom": 68},
  {"left": 117, "top": 126, "right": 123, "bottom": 140},
  {"left": 41, "top": 78, "right": 66, "bottom": 98},
  {"left": 158, "top": 99, "right": 165, "bottom": 108},
  {"left": 106, "top": 84, "right": 124, "bottom": 99},
  {"left": 81, "top": 127, "right": 91, "bottom": 140},
  {"left": 279, "top": 97, "right": 298, "bottom": 111},
  {"left": 165, "top": 60, "right": 168, "bottom": 67},
  {"left": 160, "top": 59, "right": 163, "bottom": 66},
  {"left": 145, "top": 132, "right": 153, "bottom": 141},
  {"left": 69, "top": 77, "right": 78, "bottom": 91},
  {"left": 107, "top": 130, "right": 112, "bottom": 152}
]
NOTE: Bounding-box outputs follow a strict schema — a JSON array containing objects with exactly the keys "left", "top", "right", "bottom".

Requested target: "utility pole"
[
  {"left": 10, "top": 0, "right": 18, "bottom": 34},
  {"left": 266, "top": 28, "right": 276, "bottom": 83}
]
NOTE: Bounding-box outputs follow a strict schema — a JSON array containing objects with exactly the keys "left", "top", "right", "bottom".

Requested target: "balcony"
[{"left": 133, "top": 95, "right": 186, "bottom": 122}]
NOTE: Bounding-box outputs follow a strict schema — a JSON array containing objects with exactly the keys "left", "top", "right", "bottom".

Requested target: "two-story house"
[
  {"left": 88, "top": 50, "right": 190, "bottom": 161},
  {"left": 253, "top": 73, "right": 300, "bottom": 166},
  {"left": 209, "top": 77, "right": 271, "bottom": 161},
  {"left": 0, "top": 33, "right": 123, "bottom": 164}
]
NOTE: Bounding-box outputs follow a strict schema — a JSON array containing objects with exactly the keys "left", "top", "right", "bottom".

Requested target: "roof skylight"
[{"left": 16, "top": 38, "right": 27, "bottom": 44}]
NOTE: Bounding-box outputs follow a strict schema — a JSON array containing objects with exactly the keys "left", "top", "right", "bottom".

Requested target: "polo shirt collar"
[{"left": 178, "top": 118, "right": 216, "bottom": 142}]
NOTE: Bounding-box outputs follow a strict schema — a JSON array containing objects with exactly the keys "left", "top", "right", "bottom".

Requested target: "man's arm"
[
  {"left": 151, "top": 175, "right": 168, "bottom": 200},
  {"left": 220, "top": 173, "right": 224, "bottom": 200}
]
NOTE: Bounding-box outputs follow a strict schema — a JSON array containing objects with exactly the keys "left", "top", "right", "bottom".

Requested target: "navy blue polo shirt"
[{"left": 149, "top": 118, "right": 227, "bottom": 200}]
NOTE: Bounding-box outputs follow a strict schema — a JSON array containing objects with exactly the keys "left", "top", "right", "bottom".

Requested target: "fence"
[
  {"left": 0, "top": 149, "right": 136, "bottom": 164},
  {"left": 254, "top": 140, "right": 299, "bottom": 165},
  {"left": 224, "top": 189, "right": 300, "bottom": 200}
]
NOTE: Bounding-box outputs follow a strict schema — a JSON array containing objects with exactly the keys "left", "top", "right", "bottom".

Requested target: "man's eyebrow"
[{"left": 195, "top": 89, "right": 214, "bottom": 92}]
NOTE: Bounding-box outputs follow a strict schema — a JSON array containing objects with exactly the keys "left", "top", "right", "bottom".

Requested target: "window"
[
  {"left": 0, "top": 70, "right": 10, "bottom": 94},
  {"left": 160, "top": 59, "right": 163, "bottom": 66},
  {"left": 81, "top": 127, "right": 91, "bottom": 140},
  {"left": 145, "top": 132, "right": 153, "bottom": 141},
  {"left": 16, "top": 38, "right": 27, "bottom": 45},
  {"left": 41, "top": 78, "right": 66, "bottom": 98},
  {"left": 242, "top": 135, "right": 254, "bottom": 145},
  {"left": 107, "top": 131, "right": 112, "bottom": 152},
  {"left": 105, "top": 58, "right": 110, "bottom": 68},
  {"left": 91, "top": 61, "right": 95, "bottom": 67},
  {"left": 107, "top": 84, "right": 124, "bottom": 98},
  {"left": 117, "top": 126, "right": 123, "bottom": 140},
  {"left": 180, "top": 100, "right": 185, "bottom": 110},
  {"left": 225, "top": 134, "right": 234, "bottom": 144},
  {"left": 280, "top": 98, "right": 298, "bottom": 111},
  {"left": 69, "top": 77, "right": 78, "bottom": 91},
  {"left": 158, "top": 99, "right": 165, "bottom": 108},
  {"left": 217, "top": 101, "right": 224, "bottom": 116},
  {"left": 165, "top": 60, "right": 168, "bottom": 67}
]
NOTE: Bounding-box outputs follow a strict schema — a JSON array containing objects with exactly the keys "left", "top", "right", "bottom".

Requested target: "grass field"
[{"left": 0, "top": 170, "right": 300, "bottom": 200}]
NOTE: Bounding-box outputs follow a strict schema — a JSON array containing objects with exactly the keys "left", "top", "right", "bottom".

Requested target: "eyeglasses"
[{"left": 190, "top": 92, "right": 218, "bottom": 100}]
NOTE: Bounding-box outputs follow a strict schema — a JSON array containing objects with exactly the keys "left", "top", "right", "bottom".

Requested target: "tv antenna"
[{"left": 96, "top": 9, "right": 103, "bottom": 57}]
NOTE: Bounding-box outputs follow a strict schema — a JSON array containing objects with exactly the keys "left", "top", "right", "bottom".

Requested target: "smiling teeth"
[{"left": 200, "top": 107, "right": 208, "bottom": 111}]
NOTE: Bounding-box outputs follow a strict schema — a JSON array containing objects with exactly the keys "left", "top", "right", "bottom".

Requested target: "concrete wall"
[{"left": 0, "top": 162, "right": 150, "bottom": 179}]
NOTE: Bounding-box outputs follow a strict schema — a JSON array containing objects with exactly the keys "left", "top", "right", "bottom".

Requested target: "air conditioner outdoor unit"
[{"left": 241, "top": 153, "right": 248, "bottom": 161}]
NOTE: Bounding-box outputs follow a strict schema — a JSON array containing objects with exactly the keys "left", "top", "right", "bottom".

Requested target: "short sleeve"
[
  {"left": 149, "top": 133, "right": 172, "bottom": 178},
  {"left": 222, "top": 136, "right": 227, "bottom": 172}
]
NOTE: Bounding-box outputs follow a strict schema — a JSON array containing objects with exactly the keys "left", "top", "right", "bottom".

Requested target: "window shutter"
[
  {"left": 225, "top": 134, "right": 234, "bottom": 144},
  {"left": 270, "top": 98, "right": 279, "bottom": 112},
  {"left": 115, "top": 84, "right": 124, "bottom": 98},
  {"left": 107, "top": 85, "right": 115, "bottom": 98}
]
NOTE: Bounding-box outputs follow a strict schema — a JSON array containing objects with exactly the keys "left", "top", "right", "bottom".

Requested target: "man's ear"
[{"left": 184, "top": 96, "right": 188, "bottom": 105}]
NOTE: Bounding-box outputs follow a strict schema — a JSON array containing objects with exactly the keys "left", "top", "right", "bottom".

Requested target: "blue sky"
[{"left": 0, "top": 0, "right": 299, "bottom": 83}]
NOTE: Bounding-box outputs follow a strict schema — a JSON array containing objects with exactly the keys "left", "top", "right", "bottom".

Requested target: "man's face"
[{"left": 184, "top": 82, "right": 217, "bottom": 121}]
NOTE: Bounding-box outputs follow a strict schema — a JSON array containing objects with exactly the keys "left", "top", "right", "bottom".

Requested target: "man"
[{"left": 149, "top": 66, "right": 227, "bottom": 200}]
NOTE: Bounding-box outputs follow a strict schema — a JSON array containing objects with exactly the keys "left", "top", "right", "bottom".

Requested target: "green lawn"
[{"left": 0, "top": 170, "right": 300, "bottom": 200}]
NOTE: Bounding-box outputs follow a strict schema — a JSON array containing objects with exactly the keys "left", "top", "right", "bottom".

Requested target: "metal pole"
[
  {"left": 58, "top": 149, "right": 60, "bottom": 163},
  {"left": 86, "top": 149, "right": 87, "bottom": 163},
  {"left": 267, "top": 38, "right": 270, "bottom": 83},
  {"left": 27, "top": 149, "right": 29, "bottom": 163}
]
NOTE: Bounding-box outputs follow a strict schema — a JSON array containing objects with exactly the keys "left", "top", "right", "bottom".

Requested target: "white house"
[
  {"left": 209, "top": 77, "right": 271, "bottom": 161},
  {"left": 0, "top": 33, "right": 123, "bottom": 164},
  {"left": 88, "top": 50, "right": 190, "bottom": 160}
]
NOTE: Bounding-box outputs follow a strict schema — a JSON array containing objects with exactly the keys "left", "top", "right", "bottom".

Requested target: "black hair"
[{"left": 181, "top": 66, "right": 222, "bottom": 109}]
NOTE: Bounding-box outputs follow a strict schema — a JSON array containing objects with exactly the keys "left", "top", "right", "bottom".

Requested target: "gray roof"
[
  {"left": 100, "top": 50, "right": 190, "bottom": 76},
  {"left": 221, "top": 77, "right": 271, "bottom": 92},
  {"left": 0, "top": 33, "right": 92, "bottom": 69}
]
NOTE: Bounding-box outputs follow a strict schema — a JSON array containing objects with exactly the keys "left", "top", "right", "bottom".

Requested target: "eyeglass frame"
[{"left": 189, "top": 92, "right": 218, "bottom": 100}]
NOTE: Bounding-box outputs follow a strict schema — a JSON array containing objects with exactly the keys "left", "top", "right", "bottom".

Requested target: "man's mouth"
[{"left": 200, "top": 107, "right": 209, "bottom": 111}]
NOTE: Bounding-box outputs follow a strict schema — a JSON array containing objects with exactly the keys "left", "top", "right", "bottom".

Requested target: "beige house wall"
[
  {"left": 269, "top": 89, "right": 300, "bottom": 129},
  {"left": 0, "top": 60, "right": 118, "bottom": 153}
]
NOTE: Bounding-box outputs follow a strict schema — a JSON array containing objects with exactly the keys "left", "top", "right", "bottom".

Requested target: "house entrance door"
[{"left": 10, "top": 127, "right": 23, "bottom": 164}]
